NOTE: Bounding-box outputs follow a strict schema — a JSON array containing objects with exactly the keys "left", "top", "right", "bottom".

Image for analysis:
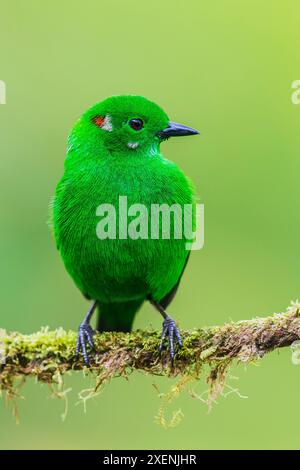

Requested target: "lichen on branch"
[{"left": 1, "top": 302, "right": 300, "bottom": 411}]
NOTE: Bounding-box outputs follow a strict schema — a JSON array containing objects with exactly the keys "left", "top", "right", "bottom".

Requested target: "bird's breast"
[{"left": 53, "top": 155, "right": 194, "bottom": 302}]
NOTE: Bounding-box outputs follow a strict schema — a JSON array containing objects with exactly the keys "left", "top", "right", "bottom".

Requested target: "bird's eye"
[{"left": 129, "top": 118, "right": 144, "bottom": 131}]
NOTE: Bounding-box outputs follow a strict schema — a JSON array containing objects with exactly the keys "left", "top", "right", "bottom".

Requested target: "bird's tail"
[{"left": 97, "top": 299, "right": 144, "bottom": 333}]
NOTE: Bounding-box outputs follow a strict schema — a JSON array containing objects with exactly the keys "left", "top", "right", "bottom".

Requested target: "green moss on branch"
[{"left": 1, "top": 302, "right": 300, "bottom": 407}]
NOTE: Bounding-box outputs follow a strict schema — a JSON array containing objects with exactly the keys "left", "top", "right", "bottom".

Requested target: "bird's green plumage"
[{"left": 53, "top": 95, "right": 196, "bottom": 331}]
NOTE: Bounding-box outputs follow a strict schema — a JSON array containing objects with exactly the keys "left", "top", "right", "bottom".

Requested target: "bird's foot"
[
  {"left": 75, "top": 322, "right": 96, "bottom": 367},
  {"left": 159, "top": 315, "right": 182, "bottom": 364}
]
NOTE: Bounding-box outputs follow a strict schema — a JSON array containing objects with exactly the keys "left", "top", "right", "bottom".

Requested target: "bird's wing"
[{"left": 159, "top": 252, "right": 191, "bottom": 309}]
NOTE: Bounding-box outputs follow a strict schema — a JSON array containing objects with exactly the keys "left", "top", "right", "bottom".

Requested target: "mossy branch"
[{"left": 1, "top": 302, "right": 300, "bottom": 408}]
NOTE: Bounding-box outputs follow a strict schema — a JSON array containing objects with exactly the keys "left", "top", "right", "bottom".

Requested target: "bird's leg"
[
  {"left": 150, "top": 300, "right": 183, "bottom": 363},
  {"left": 76, "top": 300, "right": 97, "bottom": 367}
]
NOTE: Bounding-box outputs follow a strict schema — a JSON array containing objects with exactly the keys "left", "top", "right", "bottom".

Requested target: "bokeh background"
[{"left": 1, "top": 0, "right": 300, "bottom": 450}]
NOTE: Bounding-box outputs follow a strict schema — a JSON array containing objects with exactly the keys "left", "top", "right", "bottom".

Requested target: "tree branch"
[{"left": 1, "top": 302, "right": 300, "bottom": 403}]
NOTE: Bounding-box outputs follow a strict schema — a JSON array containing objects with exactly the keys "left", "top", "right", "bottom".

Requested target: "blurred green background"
[{"left": 1, "top": 0, "right": 300, "bottom": 450}]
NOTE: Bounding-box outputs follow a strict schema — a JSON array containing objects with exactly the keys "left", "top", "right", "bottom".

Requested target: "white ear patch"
[
  {"left": 93, "top": 114, "right": 113, "bottom": 131},
  {"left": 127, "top": 142, "right": 139, "bottom": 149},
  {"left": 102, "top": 115, "right": 113, "bottom": 132}
]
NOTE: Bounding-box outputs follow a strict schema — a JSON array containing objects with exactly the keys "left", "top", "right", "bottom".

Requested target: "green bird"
[{"left": 52, "top": 95, "right": 199, "bottom": 366}]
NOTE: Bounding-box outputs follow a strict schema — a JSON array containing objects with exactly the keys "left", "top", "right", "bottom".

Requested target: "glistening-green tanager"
[{"left": 52, "top": 95, "right": 199, "bottom": 365}]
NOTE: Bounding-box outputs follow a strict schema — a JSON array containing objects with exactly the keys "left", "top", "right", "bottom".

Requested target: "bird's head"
[{"left": 68, "top": 95, "right": 199, "bottom": 157}]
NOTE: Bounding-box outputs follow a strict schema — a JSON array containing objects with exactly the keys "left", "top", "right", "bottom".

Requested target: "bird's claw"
[
  {"left": 75, "top": 322, "right": 96, "bottom": 367},
  {"left": 159, "top": 315, "right": 182, "bottom": 364}
]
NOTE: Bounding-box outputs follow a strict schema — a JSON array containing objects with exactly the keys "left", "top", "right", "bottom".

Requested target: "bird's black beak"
[{"left": 157, "top": 121, "right": 200, "bottom": 139}]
